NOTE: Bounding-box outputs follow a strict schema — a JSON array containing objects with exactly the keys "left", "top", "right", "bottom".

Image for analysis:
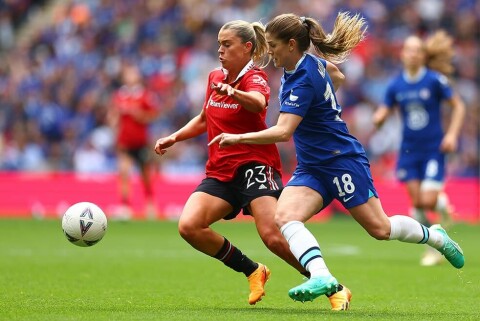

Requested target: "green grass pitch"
[{"left": 0, "top": 217, "right": 479, "bottom": 321}]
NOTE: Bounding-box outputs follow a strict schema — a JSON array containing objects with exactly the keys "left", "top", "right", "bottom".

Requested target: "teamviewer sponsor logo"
[
  {"left": 209, "top": 100, "right": 239, "bottom": 109},
  {"left": 285, "top": 101, "right": 300, "bottom": 107}
]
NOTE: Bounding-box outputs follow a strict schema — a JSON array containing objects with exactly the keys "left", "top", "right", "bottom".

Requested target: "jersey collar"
[
  {"left": 403, "top": 66, "right": 427, "bottom": 84},
  {"left": 285, "top": 54, "right": 307, "bottom": 74},
  {"left": 221, "top": 59, "right": 255, "bottom": 84}
]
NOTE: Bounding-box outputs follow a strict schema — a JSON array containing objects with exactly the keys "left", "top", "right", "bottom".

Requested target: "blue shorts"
[
  {"left": 286, "top": 155, "right": 378, "bottom": 210},
  {"left": 396, "top": 151, "right": 445, "bottom": 183}
]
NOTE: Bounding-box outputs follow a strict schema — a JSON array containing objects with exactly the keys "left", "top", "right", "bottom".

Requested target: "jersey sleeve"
[
  {"left": 383, "top": 81, "right": 397, "bottom": 109},
  {"left": 279, "top": 81, "right": 315, "bottom": 118},
  {"left": 202, "top": 72, "right": 215, "bottom": 110},
  {"left": 435, "top": 73, "right": 453, "bottom": 100},
  {"left": 243, "top": 70, "right": 270, "bottom": 103}
]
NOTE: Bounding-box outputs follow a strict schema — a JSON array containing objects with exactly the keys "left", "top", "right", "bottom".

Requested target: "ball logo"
[
  {"left": 79, "top": 207, "right": 94, "bottom": 236},
  {"left": 80, "top": 207, "right": 94, "bottom": 219}
]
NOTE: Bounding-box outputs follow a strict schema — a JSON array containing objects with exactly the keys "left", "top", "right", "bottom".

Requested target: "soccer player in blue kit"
[
  {"left": 373, "top": 32, "right": 465, "bottom": 266},
  {"left": 210, "top": 13, "right": 465, "bottom": 304}
]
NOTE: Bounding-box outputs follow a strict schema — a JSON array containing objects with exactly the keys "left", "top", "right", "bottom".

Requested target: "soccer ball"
[{"left": 62, "top": 202, "right": 108, "bottom": 247}]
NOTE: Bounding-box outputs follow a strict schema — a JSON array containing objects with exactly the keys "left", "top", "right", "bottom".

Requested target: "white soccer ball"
[{"left": 62, "top": 202, "right": 108, "bottom": 247}]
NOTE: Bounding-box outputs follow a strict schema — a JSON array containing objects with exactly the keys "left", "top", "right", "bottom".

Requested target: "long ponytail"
[
  {"left": 266, "top": 12, "right": 367, "bottom": 64},
  {"left": 424, "top": 30, "right": 455, "bottom": 76}
]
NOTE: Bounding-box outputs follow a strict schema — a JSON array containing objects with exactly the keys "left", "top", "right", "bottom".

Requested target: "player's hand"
[
  {"left": 212, "top": 82, "right": 235, "bottom": 96},
  {"left": 154, "top": 136, "right": 176, "bottom": 155},
  {"left": 440, "top": 133, "right": 458, "bottom": 153},
  {"left": 209, "top": 133, "right": 240, "bottom": 148},
  {"left": 372, "top": 112, "right": 385, "bottom": 129},
  {"left": 372, "top": 106, "right": 389, "bottom": 129}
]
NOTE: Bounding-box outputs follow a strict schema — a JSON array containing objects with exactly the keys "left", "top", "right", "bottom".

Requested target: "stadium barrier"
[{"left": 0, "top": 172, "right": 478, "bottom": 222}]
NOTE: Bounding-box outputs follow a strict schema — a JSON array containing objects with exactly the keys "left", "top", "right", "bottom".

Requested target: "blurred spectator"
[{"left": 0, "top": 0, "right": 478, "bottom": 180}]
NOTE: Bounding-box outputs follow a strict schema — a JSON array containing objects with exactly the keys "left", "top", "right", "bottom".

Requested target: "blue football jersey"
[
  {"left": 279, "top": 54, "right": 366, "bottom": 165},
  {"left": 383, "top": 67, "right": 453, "bottom": 154}
]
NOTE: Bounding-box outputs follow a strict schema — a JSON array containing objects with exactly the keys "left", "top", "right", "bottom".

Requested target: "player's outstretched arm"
[
  {"left": 209, "top": 113, "right": 302, "bottom": 148},
  {"left": 372, "top": 105, "right": 391, "bottom": 129},
  {"left": 441, "top": 93, "right": 466, "bottom": 153},
  {"left": 154, "top": 110, "right": 207, "bottom": 155},
  {"left": 213, "top": 82, "right": 266, "bottom": 113}
]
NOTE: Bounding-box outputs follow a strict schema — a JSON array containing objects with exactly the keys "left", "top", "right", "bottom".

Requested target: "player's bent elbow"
[
  {"left": 277, "top": 134, "right": 291, "bottom": 142},
  {"left": 276, "top": 129, "right": 293, "bottom": 142}
]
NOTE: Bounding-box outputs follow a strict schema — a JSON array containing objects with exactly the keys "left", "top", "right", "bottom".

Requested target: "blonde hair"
[
  {"left": 220, "top": 20, "right": 270, "bottom": 68},
  {"left": 266, "top": 12, "right": 367, "bottom": 64},
  {"left": 424, "top": 30, "right": 455, "bottom": 76}
]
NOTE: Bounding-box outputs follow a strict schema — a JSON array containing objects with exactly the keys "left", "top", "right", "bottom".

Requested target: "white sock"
[
  {"left": 435, "top": 193, "right": 450, "bottom": 222},
  {"left": 411, "top": 207, "right": 430, "bottom": 226},
  {"left": 280, "top": 221, "right": 330, "bottom": 277},
  {"left": 388, "top": 215, "right": 444, "bottom": 249}
]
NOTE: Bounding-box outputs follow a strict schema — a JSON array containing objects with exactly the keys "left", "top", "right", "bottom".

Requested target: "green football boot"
[
  {"left": 288, "top": 275, "right": 339, "bottom": 302},
  {"left": 431, "top": 224, "right": 465, "bottom": 269}
]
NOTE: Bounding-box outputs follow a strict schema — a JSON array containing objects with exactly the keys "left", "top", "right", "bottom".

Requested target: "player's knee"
[
  {"left": 419, "top": 198, "right": 436, "bottom": 211},
  {"left": 367, "top": 224, "right": 390, "bottom": 240},
  {"left": 411, "top": 199, "right": 422, "bottom": 208},
  {"left": 274, "top": 211, "right": 290, "bottom": 228},
  {"left": 178, "top": 220, "right": 200, "bottom": 242},
  {"left": 258, "top": 227, "right": 284, "bottom": 252}
]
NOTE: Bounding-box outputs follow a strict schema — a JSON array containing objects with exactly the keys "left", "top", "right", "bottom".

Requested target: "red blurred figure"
[{"left": 109, "top": 64, "right": 160, "bottom": 219}]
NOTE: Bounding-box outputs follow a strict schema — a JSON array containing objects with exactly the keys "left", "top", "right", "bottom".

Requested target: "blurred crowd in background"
[{"left": 0, "top": 0, "right": 478, "bottom": 178}]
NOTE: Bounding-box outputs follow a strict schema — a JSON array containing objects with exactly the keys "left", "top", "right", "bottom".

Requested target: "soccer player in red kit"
[
  {"left": 154, "top": 20, "right": 350, "bottom": 309},
  {"left": 110, "top": 64, "right": 160, "bottom": 219}
]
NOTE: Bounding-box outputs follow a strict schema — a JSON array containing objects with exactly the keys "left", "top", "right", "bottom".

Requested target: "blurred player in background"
[
  {"left": 211, "top": 13, "right": 465, "bottom": 305},
  {"left": 109, "top": 63, "right": 160, "bottom": 219},
  {"left": 373, "top": 31, "right": 465, "bottom": 266},
  {"left": 154, "top": 19, "right": 350, "bottom": 309}
]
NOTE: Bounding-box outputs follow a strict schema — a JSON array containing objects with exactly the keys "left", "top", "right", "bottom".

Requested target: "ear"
[
  {"left": 245, "top": 41, "right": 253, "bottom": 53},
  {"left": 288, "top": 39, "right": 296, "bottom": 52}
]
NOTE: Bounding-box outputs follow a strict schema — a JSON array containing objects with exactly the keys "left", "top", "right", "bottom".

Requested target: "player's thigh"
[
  {"left": 136, "top": 147, "right": 152, "bottom": 173},
  {"left": 405, "top": 180, "right": 421, "bottom": 206},
  {"left": 419, "top": 189, "right": 441, "bottom": 209},
  {"left": 249, "top": 195, "right": 278, "bottom": 235},
  {"left": 180, "top": 192, "right": 233, "bottom": 229},
  {"left": 276, "top": 186, "right": 324, "bottom": 224},
  {"left": 117, "top": 150, "right": 133, "bottom": 174},
  {"left": 348, "top": 196, "right": 390, "bottom": 239}
]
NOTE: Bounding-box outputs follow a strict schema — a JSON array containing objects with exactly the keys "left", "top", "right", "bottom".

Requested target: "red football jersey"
[
  {"left": 112, "top": 85, "right": 157, "bottom": 149},
  {"left": 204, "top": 63, "right": 282, "bottom": 181}
]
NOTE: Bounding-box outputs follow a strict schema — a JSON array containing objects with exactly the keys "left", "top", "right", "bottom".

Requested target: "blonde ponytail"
[
  {"left": 266, "top": 12, "right": 366, "bottom": 64},
  {"left": 425, "top": 30, "right": 454, "bottom": 76}
]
